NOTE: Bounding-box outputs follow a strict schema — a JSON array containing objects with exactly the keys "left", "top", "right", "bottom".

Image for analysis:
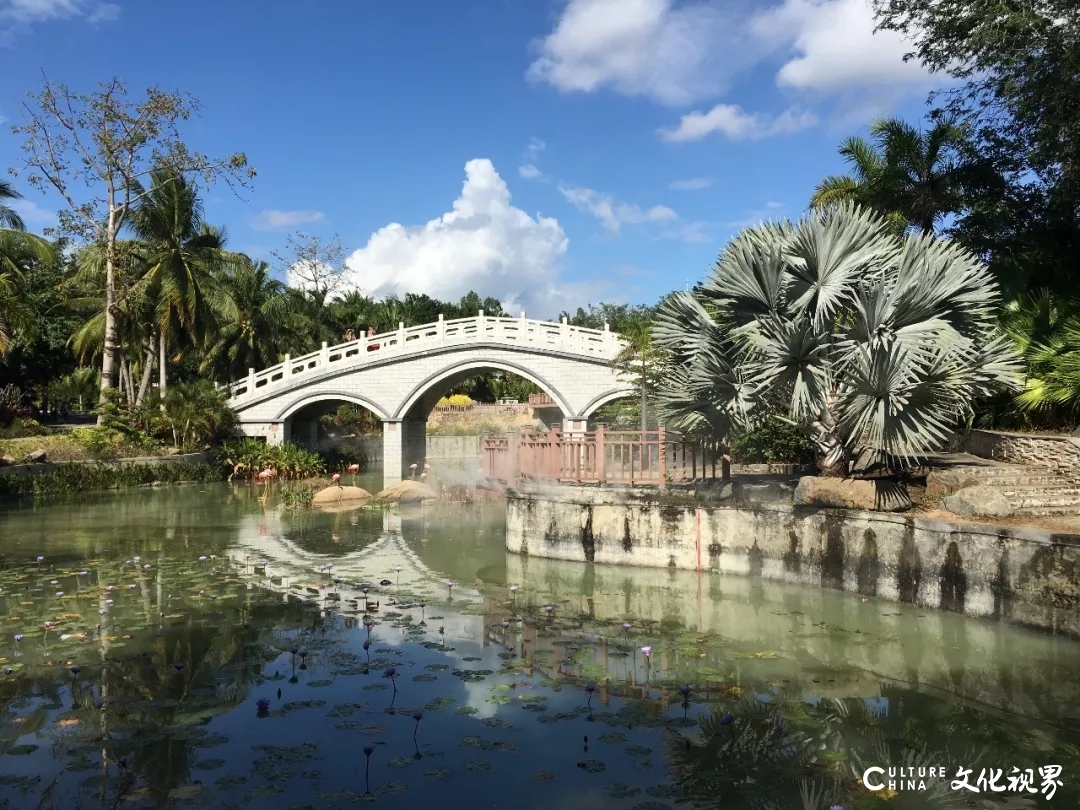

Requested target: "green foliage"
[
  {"left": 320, "top": 403, "right": 381, "bottom": 436},
  {"left": 279, "top": 484, "right": 317, "bottom": 510},
  {"left": 320, "top": 445, "right": 369, "bottom": 473},
  {"left": 216, "top": 439, "right": 324, "bottom": 480},
  {"left": 44, "top": 367, "right": 100, "bottom": 412},
  {"left": 0, "top": 461, "right": 223, "bottom": 502},
  {"left": 729, "top": 417, "right": 815, "bottom": 465},
  {"left": 653, "top": 203, "right": 1021, "bottom": 474},
  {"left": 0, "top": 417, "right": 48, "bottom": 439},
  {"left": 157, "top": 380, "right": 238, "bottom": 449}
]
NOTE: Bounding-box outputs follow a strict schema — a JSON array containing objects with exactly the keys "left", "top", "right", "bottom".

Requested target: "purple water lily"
[
  {"left": 256, "top": 698, "right": 271, "bottom": 718},
  {"left": 544, "top": 605, "right": 554, "bottom": 615},
  {"left": 720, "top": 712, "right": 736, "bottom": 742},
  {"left": 70, "top": 665, "right": 81, "bottom": 678},
  {"left": 622, "top": 622, "right": 632, "bottom": 634},
  {"left": 36, "top": 556, "right": 43, "bottom": 562},
  {"left": 174, "top": 662, "right": 185, "bottom": 673},
  {"left": 363, "top": 745, "right": 374, "bottom": 794},
  {"left": 679, "top": 684, "right": 692, "bottom": 697},
  {"left": 384, "top": 666, "right": 397, "bottom": 692},
  {"left": 92, "top": 698, "right": 105, "bottom": 710},
  {"left": 640, "top": 645, "right": 651, "bottom": 657},
  {"left": 412, "top": 710, "right": 423, "bottom": 739},
  {"left": 445, "top": 581, "right": 454, "bottom": 595},
  {"left": 500, "top": 620, "right": 510, "bottom": 629},
  {"left": 55, "top": 591, "right": 63, "bottom": 597},
  {"left": 13, "top": 634, "right": 22, "bottom": 643},
  {"left": 585, "top": 682, "right": 596, "bottom": 707}
]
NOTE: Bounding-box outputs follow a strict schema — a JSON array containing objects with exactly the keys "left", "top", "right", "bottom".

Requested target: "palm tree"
[
  {"left": 0, "top": 181, "right": 54, "bottom": 354},
  {"left": 810, "top": 116, "right": 969, "bottom": 234},
  {"left": 613, "top": 316, "right": 666, "bottom": 431},
  {"left": 202, "top": 255, "right": 300, "bottom": 382},
  {"left": 1003, "top": 290, "right": 1080, "bottom": 424},
  {"left": 128, "top": 169, "right": 229, "bottom": 393},
  {"left": 653, "top": 203, "right": 1021, "bottom": 476}
]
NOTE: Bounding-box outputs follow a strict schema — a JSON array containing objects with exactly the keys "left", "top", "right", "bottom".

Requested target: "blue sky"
[{"left": 0, "top": 0, "right": 942, "bottom": 316}]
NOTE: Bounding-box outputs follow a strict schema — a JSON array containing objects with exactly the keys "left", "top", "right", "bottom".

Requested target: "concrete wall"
[
  {"left": 506, "top": 484, "right": 1080, "bottom": 636},
  {"left": 319, "top": 435, "right": 484, "bottom": 466},
  {"left": 962, "top": 429, "right": 1080, "bottom": 481}
]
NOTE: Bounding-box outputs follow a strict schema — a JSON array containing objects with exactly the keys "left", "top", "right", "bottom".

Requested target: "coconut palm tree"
[
  {"left": 0, "top": 181, "right": 55, "bottom": 354},
  {"left": 128, "top": 169, "right": 230, "bottom": 392},
  {"left": 202, "top": 255, "right": 301, "bottom": 382},
  {"left": 613, "top": 315, "right": 667, "bottom": 431},
  {"left": 652, "top": 203, "right": 1021, "bottom": 476},
  {"left": 810, "top": 116, "right": 970, "bottom": 235}
]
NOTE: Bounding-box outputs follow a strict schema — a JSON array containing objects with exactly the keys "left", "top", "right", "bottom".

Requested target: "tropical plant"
[
  {"left": 1001, "top": 290, "right": 1080, "bottom": 425},
  {"left": 0, "top": 182, "right": 55, "bottom": 354},
  {"left": 157, "top": 380, "right": 238, "bottom": 449},
  {"left": 652, "top": 203, "right": 1022, "bottom": 476},
  {"left": 613, "top": 314, "right": 667, "bottom": 431},
  {"left": 217, "top": 439, "right": 324, "bottom": 480},
  {"left": 810, "top": 116, "right": 970, "bottom": 235}
]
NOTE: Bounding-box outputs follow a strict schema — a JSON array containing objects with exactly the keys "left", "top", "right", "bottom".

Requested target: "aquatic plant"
[
  {"left": 256, "top": 697, "right": 271, "bottom": 718},
  {"left": 412, "top": 710, "right": 423, "bottom": 740},
  {"left": 585, "top": 682, "right": 597, "bottom": 708},
  {"left": 174, "top": 662, "right": 185, "bottom": 673},
  {"left": 363, "top": 745, "right": 374, "bottom": 794},
  {"left": 384, "top": 666, "right": 397, "bottom": 693}
]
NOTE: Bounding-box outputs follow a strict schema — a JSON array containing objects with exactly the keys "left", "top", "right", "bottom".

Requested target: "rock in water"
[
  {"left": 376, "top": 480, "right": 438, "bottom": 503},
  {"left": 792, "top": 476, "right": 911, "bottom": 512},
  {"left": 941, "top": 485, "right": 1014, "bottom": 518},
  {"left": 312, "top": 485, "right": 371, "bottom": 506}
]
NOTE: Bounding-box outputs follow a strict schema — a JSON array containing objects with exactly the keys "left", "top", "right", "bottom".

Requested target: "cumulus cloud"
[
  {"left": 526, "top": 0, "right": 755, "bottom": 106},
  {"left": 558, "top": 185, "right": 677, "bottom": 233},
  {"left": 530, "top": 0, "right": 939, "bottom": 127},
  {"left": 660, "top": 104, "right": 817, "bottom": 142},
  {"left": 250, "top": 209, "right": 325, "bottom": 231},
  {"left": 338, "top": 159, "right": 581, "bottom": 316},
  {"left": 668, "top": 177, "right": 712, "bottom": 191}
]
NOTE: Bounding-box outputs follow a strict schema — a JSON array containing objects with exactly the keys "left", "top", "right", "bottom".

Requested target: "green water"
[{"left": 1, "top": 481, "right": 1079, "bottom": 809}]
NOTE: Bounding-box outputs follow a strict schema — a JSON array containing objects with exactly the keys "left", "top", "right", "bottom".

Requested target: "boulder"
[
  {"left": 376, "top": 480, "right": 438, "bottom": 503},
  {"left": 311, "top": 485, "right": 371, "bottom": 506},
  {"left": 21, "top": 449, "right": 47, "bottom": 464},
  {"left": 941, "top": 485, "right": 1014, "bottom": 518},
  {"left": 793, "top": 476, "right": 911, "bottom": 512},
  {"left": 926, "top": 469, "right": 982, "bottom": 500}
]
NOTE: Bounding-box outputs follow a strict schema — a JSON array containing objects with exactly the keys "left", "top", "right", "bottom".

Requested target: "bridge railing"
[
  {"left": 224, "top": 312, "right": 621, "bottom": 405},
  {"left": 483, "top": 426, "right": 723, "bottom": 487}
]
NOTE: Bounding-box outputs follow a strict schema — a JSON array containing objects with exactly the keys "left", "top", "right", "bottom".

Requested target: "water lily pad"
[
  {"left": 413, "top": 673, "right": 437, "bottom": 682},
  {"left": 608, "top": 783, "right": 642, "bottom": 799},
  {"left": 168, "top": 785, "right": 203, "bottom": 799},
  {"left": 362, "top": 683, "right": 388, "bottom": 691},
  {"left": 388, "top": 757, "right": 414, "bottom": 768},
  {"left": 307, "top": 679, "right": 333, "bottom": 687},
  {"left": 625, "top": 746, "right": 652, "bottom": 756},
  {"left": 375, "top": 780, "right": 409, "bottom": 795},
  {"left": 532, "top": 771, "right": 556, "bottom": 782},
  {"left": 455, "top": 706, "right": 478, "bottom": 715},
  {"left": 424, "top": 695, "right": 456, "bottom": 711},
  {"left": 599, "top": 732, "right": 628, "bottom": 743},
  {"left": 423, "top": 768, "right": 451, "bottom": 779},
  {"left": 196, "top": 758, "right": 226, "bottom": 770},
  {"left": 464, "top": 760, "right": 491, "bottom": 772},
  {"left": 576, "top": 760, "right": 606, "bottom": 773},
  {"left": 6, "top": 744, "right": 39, "bottom": 755}
]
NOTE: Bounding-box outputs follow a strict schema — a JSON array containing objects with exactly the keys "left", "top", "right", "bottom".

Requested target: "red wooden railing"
[{"left": 482, "top": 426, "right": 723, "bottom": 486}]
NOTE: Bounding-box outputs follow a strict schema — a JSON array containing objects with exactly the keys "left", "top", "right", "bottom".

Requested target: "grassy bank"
[{"left": 0, "top": 461, "right": 225, "bottom": 501}]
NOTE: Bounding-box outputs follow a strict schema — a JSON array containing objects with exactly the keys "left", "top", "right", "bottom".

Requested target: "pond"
[{"left": 1, "top": 479, "right": 1079, "bottom": 809}]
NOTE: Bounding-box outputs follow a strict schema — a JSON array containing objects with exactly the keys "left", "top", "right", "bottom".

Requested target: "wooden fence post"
[
  {"left": 549, "top": 426, "right": 560, "bottom": 480},
  {"left": 595, "top": 425, "right": 606, "bottom": 485},
  {"left": 658, "top": 425, "right": 667, "bottom": 488}
]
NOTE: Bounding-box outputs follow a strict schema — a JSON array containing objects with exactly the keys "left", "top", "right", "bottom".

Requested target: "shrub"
[
  {"left": 0, "top": 461, "right": 224, "bottom": 502},
  {"left": 320, "top": 403, "right": 381, "bottom": 436},
  {"left": 279, "top": 485, "right": 317, "bottom": 509},
  {"left": 0, "top": 417, "right": 49, "bottom": 439},
  {"left": 436, "top": 393, "right": 474, "bottom": 408},
  {"left": 729, "top": 417, "right": 815, "bottom": 465},
  {"left": 217, "top": 439, "right": 325, "bottom": 480}
]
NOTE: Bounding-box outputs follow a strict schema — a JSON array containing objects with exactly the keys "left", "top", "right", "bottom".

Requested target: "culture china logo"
[{"left": 861, "top": 766, "right": 1063, "bottom": 800}]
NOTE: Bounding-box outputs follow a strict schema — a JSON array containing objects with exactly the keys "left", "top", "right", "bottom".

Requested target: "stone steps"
[{"left": 934, "top": 464, "right": 1080, "bottom": 517}]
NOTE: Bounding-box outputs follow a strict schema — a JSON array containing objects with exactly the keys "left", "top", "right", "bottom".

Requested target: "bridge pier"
[{"left": 382, "top": 419, "right": 427, "bottom": 489}]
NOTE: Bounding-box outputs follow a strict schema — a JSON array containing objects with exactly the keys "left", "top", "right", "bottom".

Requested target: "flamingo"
[
  {"left": 348, "top": 463, "right": 360, "bottom": 485},
  {"left": 332, "top": 472, "right": 341, "bottom": 487},
  {"left": 419, "top": 471, "right": 428, "bottom": 481},
  {"left": 258, "top": 467, "right": 275, "bottom": 487},
  {"left": 409, "top": 463, "right": 418, "bottom": 479}
]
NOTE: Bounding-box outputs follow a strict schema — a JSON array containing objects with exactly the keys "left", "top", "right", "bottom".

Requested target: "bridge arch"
[
  {"left": 579, "top": 386, "right": 640, "bottom": 420},
  {"left": 393, "top": 359, "right": 573, "bottom": 420},
  {"left": 275, "top": 390, "right": 392, "bottom": 422}
]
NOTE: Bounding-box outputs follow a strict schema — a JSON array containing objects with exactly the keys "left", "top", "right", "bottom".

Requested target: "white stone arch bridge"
[{"left": 225, "top": 313, "right": 635, "bottom": 488}]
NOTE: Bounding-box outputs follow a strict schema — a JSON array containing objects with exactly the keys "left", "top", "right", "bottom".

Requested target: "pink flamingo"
[
  {"left": 348, "top": 463, "right": 360, "bottom": 485},
  {"left": 409, "top": 463, "right": 418, "bottom": 479},
  {"left": 258, "top": 467, "right": 275, "bottom": 486},
  {"left": 332, "top": 472, "right": 341, "bottom": 487}
]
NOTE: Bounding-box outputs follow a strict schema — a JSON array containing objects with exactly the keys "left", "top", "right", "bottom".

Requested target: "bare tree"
[
  {"left": 275, "top": 232, "right": 346, "bottom": 297},
  {"left": 9, "top": 77, "right": 255, "bottom": 416}
]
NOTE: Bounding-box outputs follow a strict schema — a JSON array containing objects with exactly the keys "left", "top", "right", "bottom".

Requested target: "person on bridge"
[
  {"left": 366, "top": 326, "right": 380, "bottom": 351},
  {"left": 344, "top": 328, "right": 356, "bottom": 343}
]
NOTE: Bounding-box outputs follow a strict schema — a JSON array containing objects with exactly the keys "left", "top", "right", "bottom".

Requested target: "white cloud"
[
  {"left": 518, "top": 164, "right": 542, "bottom": 180},
  {"left": 726, "top": 201, "right": 788, "bottom": 230},
  {"left": 338, "top": 159, "right": 582, "bottom": 316},
  {"left": 660, "top": 104, "right": 817, "bottom": 142},
  {"left": 558, "top": 185, "right": 677, "bottom": 233},
  {"left": 0, "top": 0, "right": 120, "bottom": 37},
  {"left": 526, "top": 0, "right": 755, "bottom": 106},
  {"left": 250, "top": 209, "right": 325, "bottom": 231},
  {"left": 668, "top": 177, "right": 711, "bottom": 191},
  {"left": 10, "top": 197, "right": 53, "bottom": 228},
  {"left": 524, "top": 137, "right": 545, "bottom": 161},
  {"left": 752, "top": 0, "right": 930, "bottom": 95}
]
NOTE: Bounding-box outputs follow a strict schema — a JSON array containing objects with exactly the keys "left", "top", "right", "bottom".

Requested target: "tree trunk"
[
  {"left": 98, "top": 212, "right": 120, "bottom": 422},
  {"left": 639, "top": 364, "right": 648, "bottom": 433},
  {"left": 159, "top": 332, "right": 167, "bottom": 394},
  {"left": 135, "top": 333, "right": 156, "bottom": 407},
  {"left": 124, "top": 361, "right": 136, "bottom": 406},
  {"left": 117, "top": 357, "right": 127, "bottom": 402}
]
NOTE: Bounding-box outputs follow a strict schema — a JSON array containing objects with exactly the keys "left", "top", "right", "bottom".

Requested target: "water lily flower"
[
  {"left": 256, "top": 697, "right": 271, "bottom": 718},
  {"left": 289, "top": 646, "right": 299, "bottom": 657},
  {"left": 174, "top": 662, "right": 185, "bottom": 673},
  {"left": 509, "top": 585, "right": 518, "bottom": 594},
  {"left": 14, "top": 634, "right": 23, "bottom": 642},
  {"left": 4, "top": 667, "right": 12, "bottom": 675},
  {"left": 501, "top": 620, "right": 510, "bottom": 629},
  {"left": 364, "top": 745, "right": 374, "bottom": 756},
  {"left": 70, "top": 666, "right": 81, "bottom": 677},
  {"left": 640, "top": 645, "right": 651, "bottom": 657},
  {"left": 505, "top": 644, "right": 514, "bottom": 653},
  {"left": 36, "top": 556, "right": 43, "bottom": 562},
  {"left": 50, "top": 580, "right": 58, "bottom": 585},
  {"left": 133, "top": 556, "right": 140, "bottom": 562},
  {"left": 98, "top": 609, "right": 106, "bottom": 615},
  {"left": 105, "top": 599, "right": 114, "bottom": 606},
  {"left": 56, "top": 591, "right": 63, "bottom": 597},
  {"left": 585, "top": 682, "right": 596, "bottom": 707},
  {"left": 544, "top": 605, "right": 554, "bottom": 614},
  {"left": 395, "top": 566, "right": 402, "bottom": 574},
  {"left": 78, "top": 571, "right": 87, "bottom": 576},
  {"left": 679, "top": 684, "right": 692, "bottom": 697},
  {"left": 43, "top": 621, "right": 52, "bottom": 629},
  {"left": 198, "top": 556, "right": 207, "bottom": 562},
  {"left": 127, "top": 584, "right": 136, "bottom": 590},
  {"left": 446, "top": 581, "right": 453, "bottom": 594},
  {"left": 143, "top": 564, "right": 151, "bottom": 570},
  {"left": 106, "top": 585, "right": 114, "bottom": 591},
  {"left": 92, "top": 698, "right": 105, "bottom": 709},
  {"left": 622, "top": 622, "right": 632, "bottom": 633},
  {"left": 363, "top": 617, "right": 374, "bottom": 629},
  {"left": 719, "top": 712, "right": 734, "bottom": 725}
]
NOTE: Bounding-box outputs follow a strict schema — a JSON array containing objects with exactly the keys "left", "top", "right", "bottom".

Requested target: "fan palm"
[
  {"left": 653, "top": 203, "right": 1022, "bottom": 476},
  {"left": 810, "top": 117, "right": 969, "bottom": 235}
]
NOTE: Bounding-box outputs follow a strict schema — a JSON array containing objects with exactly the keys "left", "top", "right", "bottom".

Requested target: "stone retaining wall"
[
  {"left": 506, "top": 483, "right": 1080, "bottom": 636},
  {"left": 961, "top": 429, "right": 1080, "bottom": 480}
]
